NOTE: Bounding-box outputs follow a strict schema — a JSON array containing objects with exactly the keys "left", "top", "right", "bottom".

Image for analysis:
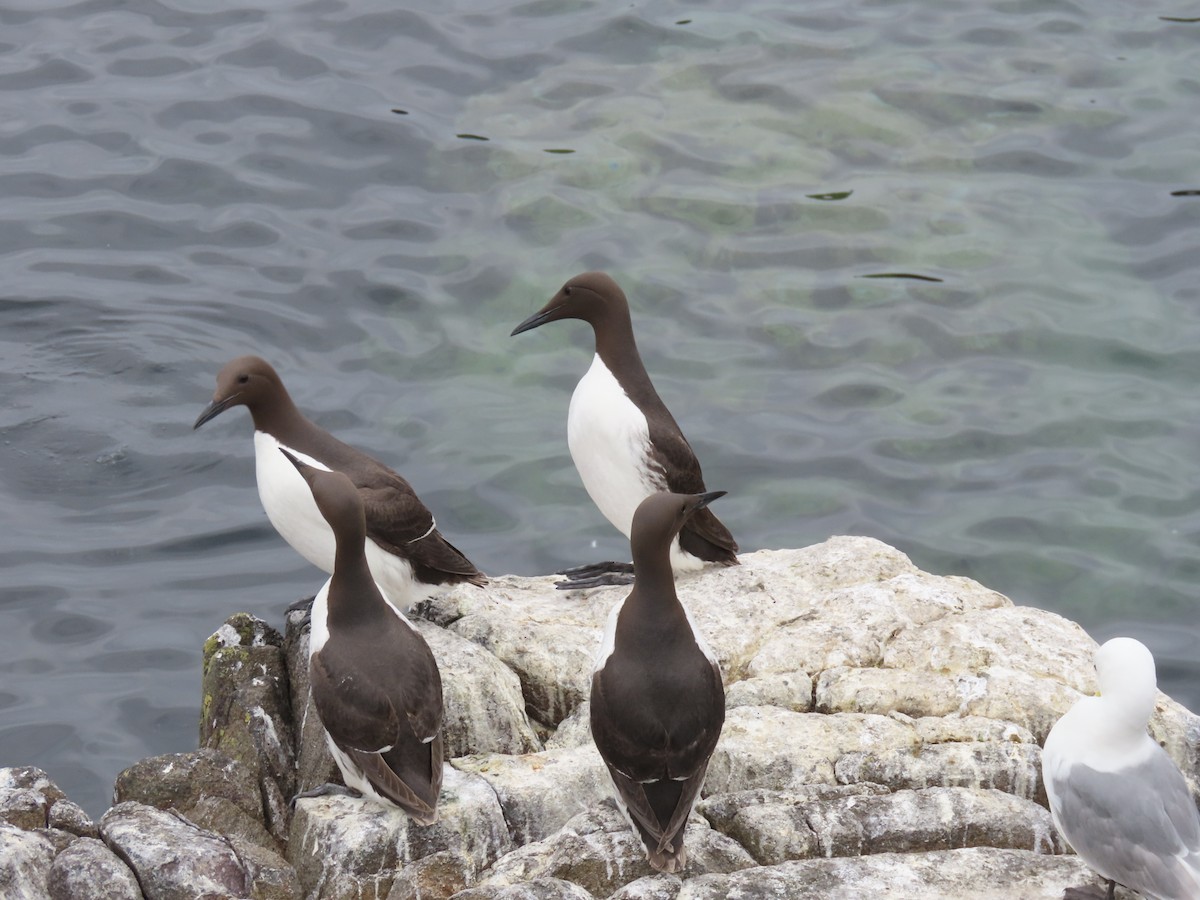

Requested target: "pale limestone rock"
[
  {"left": 708, "top": 786, "right": 1063, "bottom": 865},
  {"left": 697, "top": 784, "right": 889, "bottom": 835},
  {"left": 815, "top": 666, "right": 963, "bottom": 718},
  {"left": 0, "top": 766, "right": 67, "bottom": 804},
  {"left": 1150, "top": 694, "right": 1200, "bottom": 788},
  {"left": 629, "top": 540, "right": 919, "bottom": 683},
  {"left": 910, "top": 715, "right": 1035, "bottom": 745},
  {"left": 450, "top": 878, "right": 595, "bottom": 900},
  {"left": 473, "top": 803, "right": 754, "bottom": 897},
  {"left": 114, "top": 747, "right": 253, "bottom": 810},
  {"left": 606, "top": 874, "right": 683, "bottom": 899},
  {"left": 878, "top": 607, "right": 1126, "bottom": 742},
  {"left": 36, "top": 827, "right": 74, "bottom": 854},
  {"left": 704, "top": 707, "right": 919, "bottom": 795},
  {"left": 674, "top": 848, "right": 1109, "bottom": 900},
  {"left": 451, "top": 744, "right": 611, "bottom": 846},
  {"left": 882, "top": 606, "right": 1094, "bottom": 690},
  {"left": 100, "top": 801, "right": 250, "bottom": 899},
  {"left": 18, "top": 536, "right": 1191, "bottom": 900},
  {"left": 415, "top": 620, "right": 543, "bottom": 758},
  {"left": 47, "top": 836, "right": 143, "bottom": 900},
  {"left": 435, "top": 575, "right": 614, "bottom": 727},
  {"left": 725, "top": 672, "right": 812, "bottom": 712},
  {"left": 745, "top": 572, "right": 1008, "bottom": 680},
  {"left": 950, "top": 666, "right": 1091, "bottom": 744},
  {"left": 0, "top": 823, "right": 55, "bottom": 900},
  {"left": 835, "top": 742, "right": 1046, "bottom": 804},
  {"left": 543, "top": 700, "right": 592, "bottom": 751},
  {"left": 289, "top": 766, "right": 510, "bottom": 900}
]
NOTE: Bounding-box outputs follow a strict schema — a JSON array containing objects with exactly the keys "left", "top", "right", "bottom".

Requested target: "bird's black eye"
[
  {"left": 237, "top": 374, "right": 250, "bottom": 384},
  {"left": 563, "top": 286, "right": 572, "bottom": 296}
]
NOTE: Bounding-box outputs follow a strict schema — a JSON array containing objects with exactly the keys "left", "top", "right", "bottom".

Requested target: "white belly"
[
  {"left": 254, "top": 431, "right": 336, "bottom": 571},
  {"left": 566, "top": 356, "right": 701, "bottom": 570},
  {"left": 253, "top": 431, "right": 423, "bottom": 609},
  {"left": 567, "top": 355, "right": 663, "bottom": 539}
]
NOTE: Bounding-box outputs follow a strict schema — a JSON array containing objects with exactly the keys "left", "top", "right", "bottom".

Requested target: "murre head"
[
  {"left": 1095, "top": 636, "right": 1158, "bottom": 731},
  {"left": 511, "top": 272, "right": 630, "bottom": 336},
  {"left": 194, "top": 356, "right": 290, "bottom": 430},
  {"left": 630, "top": 491, "right": 726, "bottom": 569},
  {"left": 279, "top": 448, "right": 366, "bottom": 544}
]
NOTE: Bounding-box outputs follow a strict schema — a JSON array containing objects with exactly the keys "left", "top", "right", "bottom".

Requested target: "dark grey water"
[{"left": 2, "top": 0, "right": 1198, "bottom": 817}]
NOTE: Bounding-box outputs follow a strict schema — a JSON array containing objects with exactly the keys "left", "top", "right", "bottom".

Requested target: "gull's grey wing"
[{"left": 1051, "top": 752, "right": 1200, "bottom": 898}]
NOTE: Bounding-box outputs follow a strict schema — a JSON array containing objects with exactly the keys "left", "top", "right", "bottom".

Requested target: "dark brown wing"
[
  {"left": 310, "top": 647, "right": 403, "bottom": 753},
  {"left": 589, "top": 654, "right": 724, "bottom": 785},
  {"left": 357, "top": 476, "right": 486, "bottom": 586},
  {"left": 312, "top": 618, "right": 445, "bottom": 823},
  {"left": 346, "top": 731, "right": 443, "bottom": 825},
  {"left": 310, "top": 616, "right": 444, "bottom": 749},
  {"left": 601, "top": 759, "right": 706, "bottom": 872},
  {"left": 644, "top": 424, "right": 738, "bottom": 564},
  {"left": 295, "top": 422, "right": 487, "bottom": 586}
]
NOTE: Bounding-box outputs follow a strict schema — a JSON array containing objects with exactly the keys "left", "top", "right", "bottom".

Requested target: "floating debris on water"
[{"left": 860, "top": 272, "right": 945, "bottom": 282}]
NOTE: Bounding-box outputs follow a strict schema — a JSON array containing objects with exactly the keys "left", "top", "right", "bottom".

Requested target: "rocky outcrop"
[
  {"left": 289, "top": 768, "right": 512, "bottom": 900},
  {"left": 3, "top": 537, "right": 1194, "bottom": 899}
]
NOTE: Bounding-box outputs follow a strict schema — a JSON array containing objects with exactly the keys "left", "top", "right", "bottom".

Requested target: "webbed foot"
[{"left": 554, "top": 561, "right": 635, "bottom": 590}]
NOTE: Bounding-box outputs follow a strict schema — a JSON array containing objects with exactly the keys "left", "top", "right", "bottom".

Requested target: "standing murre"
[
  {"left": 589, "top": 490, "right": 727, "bottom": 874},
  {"left": 1042, "top": 637, "right": 1200, "bottom": 900},
  {"left": 511, "top": 272, "right": 738, "bottom": 589},
  {"left": 283, "top": 449, "right": 443, "bottom": 822},
  {"left": 194, "top": 356, "right": 486, "bottom": 611}
]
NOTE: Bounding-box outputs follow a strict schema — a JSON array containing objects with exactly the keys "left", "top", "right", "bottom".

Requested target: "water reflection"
[{"left": 0, "top": 0, "right": 1197, "bottom": 820}]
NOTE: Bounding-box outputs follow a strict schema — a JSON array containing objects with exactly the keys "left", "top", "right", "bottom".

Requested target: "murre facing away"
[
  {"left": 284, "top": 449, "right": 444, "bottom": 823},
  {"left": 512, "top": 272, "right": 738, "bottom": 589},
  {"left": 194, "top": 356, "right": 485, "bottom": 611},
  {"left": 589, "top": 490, "right": 727, "bottom": 873}
]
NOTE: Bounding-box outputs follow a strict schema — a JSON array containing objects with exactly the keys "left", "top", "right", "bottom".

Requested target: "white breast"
[
  {"left": 253, "top": 431, "right": 421, "bottom": 611},
  {"left": 566, "top": 355, "right": 704, "bottom": 571},
  {"left": 254, "top": 431, "right": 335, "bottom": 571},
  {"left": 593, "top": 597, "right": 625, "bottom": 673},
  {"left": 307, "top": 579, "right": 332, "bottom": 659},
  {"left": 683, "top": 600, "right": 719, "bottom": 667},
  {"left": 568, "top": 355, "right": 664, "bottom": 539}
]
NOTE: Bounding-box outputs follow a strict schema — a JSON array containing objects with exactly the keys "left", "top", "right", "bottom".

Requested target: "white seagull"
[{"left": 1042, "top": 637, "right": 1200, "bottom": 900}]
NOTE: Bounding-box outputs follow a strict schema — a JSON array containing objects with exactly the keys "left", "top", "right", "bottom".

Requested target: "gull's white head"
[{"left": 1095, "top": 637, "right": 1158, "bottom": 730}]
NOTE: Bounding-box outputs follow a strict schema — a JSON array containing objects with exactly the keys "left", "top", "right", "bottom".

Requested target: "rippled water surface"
[{"left": 2, "top": 0, "right": 1198, "bottom": 816}]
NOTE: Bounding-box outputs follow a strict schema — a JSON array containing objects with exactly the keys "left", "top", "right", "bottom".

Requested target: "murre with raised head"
[
  {"left": 194, "top": 356, "right": 485, "bottom": 611},
  {"left": 284, "top": 449, "right": 444, "bottom": 823},
  {"left": 589, "top": 489, "right": 727, "bottom": 873},
  {"left": 512, "top": 273, "right": 738, "bottom": 588}
]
